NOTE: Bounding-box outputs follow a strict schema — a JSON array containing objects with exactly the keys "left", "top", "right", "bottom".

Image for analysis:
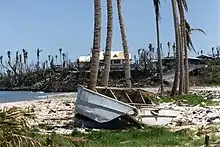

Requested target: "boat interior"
[{"left": 95, "top": 87, "right": 154, "bottom": 108}]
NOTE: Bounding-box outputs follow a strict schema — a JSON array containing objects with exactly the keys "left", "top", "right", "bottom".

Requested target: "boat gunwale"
[{"left": 77, "top": 85, "right": 137, "bottom": 111}]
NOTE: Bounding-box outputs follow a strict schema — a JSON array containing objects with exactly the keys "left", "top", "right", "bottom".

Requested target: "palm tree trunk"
[
  {"left": 88, "top": 0, "right": 102, "bottom": 91},
  {"left": 102, "top": 0, "right": 113, "bottom": 87},
  {"left": 117, "top": 0, "right": 131, "bottom": 88},
  {"left": 184, "top": 21, "right": 189, "bottom": 93},
  {"left": 177, "top": 0, "right": 185, "bottom": 95},
  {"left": 155, "top": 12, "right": 164, "bottom": 93},
  {"left": 171, "top": 0, "right": 180, "bottom": 96}
]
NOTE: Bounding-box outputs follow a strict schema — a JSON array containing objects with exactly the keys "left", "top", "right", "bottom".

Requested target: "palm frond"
[
  {"left": 184, "top": 19, "right": 206, "bottom": 53},
  {"left": 186, "top": 33, "right": 196, "bottom": 52},
  {"left": 0, "top": 134, "right": 43, "bottom": 147},
  {"left": 0, "top": 107, "right": 43, "bottom": 147},
  {"left": 190, "top": 28, "right": 206, "bottom": 35},
  {"left": 184, "top": 19, "right": 190, "bottom": 30},
  {"left": 153, "top": 0, "right": 161, "bottom": 20}
]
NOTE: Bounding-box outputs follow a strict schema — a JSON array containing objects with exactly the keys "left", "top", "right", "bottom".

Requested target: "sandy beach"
[
  {"left": 0, "top": 92, "right": 76, "bottom": 134},
  {"left": 1, "top": 86, "right": 220, "bottom": 135}
]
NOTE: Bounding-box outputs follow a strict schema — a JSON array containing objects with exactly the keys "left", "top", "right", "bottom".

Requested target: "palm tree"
[
  {"left": 102, "top": 0, "right": 113, "bottom": 87},
  {"left": 117, "top": 0, "right": 131, "bottom": 88},
  {"left": 170, "top": 0, "right": 180, "bottom": 96},
  {"left": 59, "top": 48, "right": 62, "bottom": 65},
  {"left": 50, "top": 56, "right": 54, "bottom": 69},
  {"left": 148, "top": 43, "right": 154, "bottom": 60},
  {"left": 0, "top": 56, "right": 3, "bottom": 66},
  {"left": 88, "top": 0, "right": 102, "bottom": 91},
  {"left": 16, "top": 51, "right": 19, "bottom": 65},
  {"left": 22, "top": 49, "right": 28, "bottom": 71},
  {"left": 36, "top": 48, "right": 42, "bottom": 69},
  {"left": 45, "top": 60, "right": 48, "bottom": 68},
  {"left": 184, "top": 20, "right": 206, "bottom": 93},
  {"left": 0, "top": 56, "right": 3, "bottom": 74},
  {"left": 62, "top": 53, "right": 66, "bottom": 68},
  {"left": 138, "top": 49, "right": 147, "bottom": 73},
  {"left": 212, "top": 47, "right": 215, "bottom": 57},
  {"left": 176, "top": 0, "right": 187, "bottom": 95},
  {"left": 7, "top": 51, "right": 11, "bottom": 65},
  {"left": 19, "top": 54, "right": 22, "bottom": 73},
  {"left": 167, "top": 42, "right": 171, "bottom": 57},
  {"left": 55, "top": 55, "right": 58, "bottom": 64},
  {"left": 216, "top": 47, "right": 219, "bottom": 58},
  {"left": 153, "top": 0, "right": 163, "bottom": 93},
  {"left": 48, "top": 55, "right": 51, "bottom": 63},
  {"left": 172, "top": 43, "right": 176, "bottom": 58}
]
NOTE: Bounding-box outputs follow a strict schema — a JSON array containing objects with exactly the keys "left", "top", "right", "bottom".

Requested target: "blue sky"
[{"left": 0, "top": 0, "right": 219, "bottom": 63}]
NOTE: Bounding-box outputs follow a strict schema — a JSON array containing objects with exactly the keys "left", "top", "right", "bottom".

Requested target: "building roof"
[
  {"left": 79, "top": 51, "right": 132, "bottom": 62},
  {"left": 79, "top": 56, "right": 91, "bottom": 62},
  {"left": 197, "top": 55, "right": 213, "bottom": 59}
]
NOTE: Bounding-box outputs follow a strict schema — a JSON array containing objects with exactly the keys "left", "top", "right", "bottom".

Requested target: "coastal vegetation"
[{"left": 0, "top": 107, "right": 219, "bottom": 147}]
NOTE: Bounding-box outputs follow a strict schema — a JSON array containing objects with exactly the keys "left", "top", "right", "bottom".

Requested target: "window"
[{"left": 113, "top": 60, "right": 121, "bottom": 64}]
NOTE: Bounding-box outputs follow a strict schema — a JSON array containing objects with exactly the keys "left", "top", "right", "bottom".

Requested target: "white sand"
[{"left": 0, "top": 92, "right": 76, "bottom": 134}]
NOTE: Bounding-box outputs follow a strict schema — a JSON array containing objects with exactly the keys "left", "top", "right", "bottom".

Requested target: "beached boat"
[{"left": 75, "top": 85, "right": 181, "bottom": 127}]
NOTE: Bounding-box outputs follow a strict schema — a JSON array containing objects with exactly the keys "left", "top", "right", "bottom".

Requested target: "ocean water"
[{"left": 0, "top": 91, "right": 53, "bottom": 103}]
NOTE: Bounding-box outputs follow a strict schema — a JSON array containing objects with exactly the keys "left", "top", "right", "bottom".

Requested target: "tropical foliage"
[{"left": 0, "top": 107, "right": 42, "bottom": 147}]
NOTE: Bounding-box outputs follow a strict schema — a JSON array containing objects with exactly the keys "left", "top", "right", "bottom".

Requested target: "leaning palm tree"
[
  {"left": 153, "top": 0, "right": 163, "bottom": 93},
  {"left": 184, "top": 20, "right": 206, "bottom": 93},
  {"left": 102, "top": 0, "right": 113, "bottom": 87},
  {"left": 88, "top": 0, "right": 102, "bottom": 91},
  {"left": 170, "top": 0, "right": 181, "bottom": 96},
  {"left": 117, "top": 0, "right": 132, "bottom": 88},
  {"left": 184, "top": 20, "right": 206, "bottom": 53}
]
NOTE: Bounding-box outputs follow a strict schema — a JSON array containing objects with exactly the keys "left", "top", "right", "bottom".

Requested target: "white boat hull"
[
  {"left": 75, "top": 85, "right": 181, "bottom": 126},
  {"left": 75, "top": 85, "right": 137, "bottom": 123}
]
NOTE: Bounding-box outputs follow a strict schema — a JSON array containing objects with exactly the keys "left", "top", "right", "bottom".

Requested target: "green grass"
[
  {"left": 152, "top": 94, "right": 217, "bottom": 106},
  {"left": 12, "top": 124, "right": 220, "bottom": 147},
  {"left": 68, "top": 126, "right": 206, "bottom": 147}
]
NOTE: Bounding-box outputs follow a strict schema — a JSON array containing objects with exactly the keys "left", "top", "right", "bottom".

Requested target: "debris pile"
[
  {"left": 166, "top": 105, "right": 220, "bottom": 127},
  {"left": 163, "top": 90, "right": 220, "bottom": 127}
]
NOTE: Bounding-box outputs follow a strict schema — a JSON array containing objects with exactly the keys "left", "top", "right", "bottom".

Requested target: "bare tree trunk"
[
  {"left": 102, "top": 0, "right": 113, "bottom": 87},
  {"left": 155, "top": 11, "right": 164, "bottom": 93},
  {"left": 184, "top": 21, "right": 189, "bottom": 93},
  {"left": 177, "top": 0, "right": 185, "bottom": 95},
  {"left": 117, "top": 0, "right": 131, "bottom": 88},
  {"left": 171, "top": 0, "right": 180, "bottom": 96},
  {"left": 88, "top": 0, "right": 102, "bottom": 91}
]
